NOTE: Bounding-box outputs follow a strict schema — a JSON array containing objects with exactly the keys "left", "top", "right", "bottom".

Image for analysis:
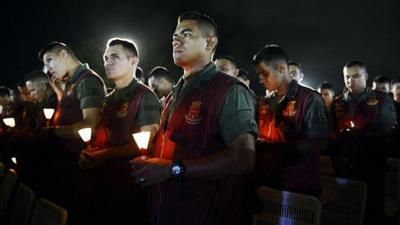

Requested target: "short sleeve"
[
  {"left": 218, "top": 85, "right": 259, "bottom": 145},
  {"left": 304, "top": 92, "right": 329, "bottom": 138},
  {"left": 76, "top": 77, "right": 106, "bottom": 109},
  {"left": 137, "top": 90, "right": 161, "bottom": 127}
]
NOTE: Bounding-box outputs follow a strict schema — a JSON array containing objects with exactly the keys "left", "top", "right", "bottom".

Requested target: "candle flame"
[
  {"left": 350, "top": 121, "right": 355, "bottom": 128},
  {"left": 3, "top": 117, "right": 15, "bottom": 127},
  {"left": 132, "top": 131, "right": 151, "bottom": 150},
  {"left": 78, "top": 128, "right": 92, "bottom": 142},
  {"left": 43, "top": 108, "right": 55, "bottom": 119},
  {"left": 11, "top": 157, "right": 17, "bottom": 164}
]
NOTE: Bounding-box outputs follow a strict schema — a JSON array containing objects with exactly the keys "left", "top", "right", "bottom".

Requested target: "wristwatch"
[{"left": 169, "top": 161, "right": 185, "bottom": 179}]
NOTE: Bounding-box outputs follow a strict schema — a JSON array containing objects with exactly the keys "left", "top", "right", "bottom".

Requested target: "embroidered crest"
[
  {"left": 282, "top": 100, "right": 296, "bottom": 117},
  {"left": 185, "top": 101, "right": 202, "bottom": 125},
  {"left": 366, "top": 96, "right": 378, "bottom": 105},
  {"left": 116, "top": 102, "right": 129, "bottom": 118},
  {"left": 260, "top": 104, "right": 269, "bottom": 115}
]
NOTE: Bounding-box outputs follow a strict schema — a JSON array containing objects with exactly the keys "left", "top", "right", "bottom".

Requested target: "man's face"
[
  {"left": 148, "top": 76, "right": 172, "bottom": 99},
  {"left": 318, "top": 88, "right": 334, "bottom": 107},
  {"left": 255, "top": 61, "right": 283, "bottom": 92},
  {"left": 392, "top": 82, "right": 400, "bottom": 101},
  {"left": 289, "top": 65, "right": 304, "bottom": 82},
  {"left": 172, "top": 20, "right": 209, "bottom": 67},
  {"left": 372, "top": 82, "right": 390, "bottom": 93},
  {"left": 104, "top": 44, "right": 137, "bottom": 80},
  {"left": 26, "top": 80, "right": 47, "bottom": 102},
  {"left": 343, "top": 66, "right": 367, "bottom": 94},
  {"left": 43, "top": 51, "right": 69, "bottom": 80},
  {"left": 215, "top": 59, "right": 237, "bottom": 77}
]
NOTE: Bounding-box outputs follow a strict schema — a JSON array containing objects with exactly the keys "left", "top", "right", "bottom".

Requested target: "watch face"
[{"left": 171, "top": 165, "right": 182, "bottom": 175}]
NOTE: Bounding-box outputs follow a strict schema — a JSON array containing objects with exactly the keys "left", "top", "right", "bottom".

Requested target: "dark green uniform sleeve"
[
  {"left": 137, "top": 90, "right": 161, "bottom": 127},
  {"left": 218, "top": 85, "right": 259, "bottom": 145},
  {"left": 76, "top": 77, "right": 106, "bottom": 109},
  {"left": 304, "top": 92, "right": 329, "bottom": 138},
  {"left": 379, "top": 95, "right": 397, "bottom": 133}
]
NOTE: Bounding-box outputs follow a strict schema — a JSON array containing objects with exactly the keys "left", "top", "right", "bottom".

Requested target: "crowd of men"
[{"left": 0, "top": 11, "right": 399, "bottom": 225}]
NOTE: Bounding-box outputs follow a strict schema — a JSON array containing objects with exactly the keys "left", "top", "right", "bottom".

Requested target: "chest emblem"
[
  {"left": 116, "top": 102, "right": 129, "bottom": 118},
  {"left": 185, "top": 101, "right": 202, "bottom": 125},
  {"left": 366, "top": 96, "right": 378, "bottom": 106},
  {"left": 282, "top": 100, "right": 296, "bottom": 117}
]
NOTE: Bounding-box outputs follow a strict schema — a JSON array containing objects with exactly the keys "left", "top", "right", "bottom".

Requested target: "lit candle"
[
  {"left": 43, "top": 108, "right": 55, "bottom": 120},
  {"left": 11, "top": 157, "right": 17, "bottom": 164},
  {"left": 78, "top": 128, "right": 92, "bottom": 149},
  {"left": 132, "top": 131, "right": 151, "bottom": 159},
  {"left": 3, "top": 117, "right": 16, "bottom": 128}
]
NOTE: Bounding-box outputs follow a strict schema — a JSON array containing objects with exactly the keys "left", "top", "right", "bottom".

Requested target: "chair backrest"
[
  {"left": 319, "top": 176, "right": 367, "bottom": 225},
  {"left": 10, "top": 183, "right": 35, "bottom": 225},
  {"left": 253, "top": 186, "right": 322, "bottom": 225},
  {"left": 30, "top": 198, "right": 68, "bottom": 225},
  {"left": 0, "top": 168, "right": 18, "bottom": 216},
  {"left": 320, "top": 155, "right": 335, "bottom": 177},
  {"left": 385, "top": 157, "right": 400, "bottom": 217}
]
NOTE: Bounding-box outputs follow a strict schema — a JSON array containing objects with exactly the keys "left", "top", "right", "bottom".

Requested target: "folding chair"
[
  {"left": 0, "top": 169, "right": 18, "bottom": 217},
  {"left": 320, "top": 176, "right": 367, "bottom": 225},
  {"left": 30, "top": 198, "right": 68, "bottom": 225},
  {"left": 10, "top": 183, "right": 35, "bottom": 225},
  {"left": 253, "top": 186, "right": 322, "bottom": 225}
]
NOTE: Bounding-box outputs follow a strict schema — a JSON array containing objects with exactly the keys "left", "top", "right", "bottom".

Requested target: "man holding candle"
[
  {"left": 131, "top": 12, "right": 258, "bottom": 225},
  {"left": 78, "top": 38, "right": 160, "bottom": 225},
  {"left": 253, "top": 45, "right": 328, "bottom": 197},
  {"left": 331, "top": 60, "right": 397, "bottom": 225}
]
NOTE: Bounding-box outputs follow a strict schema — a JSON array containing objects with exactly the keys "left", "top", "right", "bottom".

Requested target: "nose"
[{"left": 172, "top": 35, "right": 182, "bottom": 48}]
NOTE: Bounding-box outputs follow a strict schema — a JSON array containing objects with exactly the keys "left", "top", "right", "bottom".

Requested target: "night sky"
[{"left": 4, "top": 0, "right": 400, "bottom": 96}]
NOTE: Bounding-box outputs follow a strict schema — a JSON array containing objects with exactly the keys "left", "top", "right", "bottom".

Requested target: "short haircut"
[
  {"left": 288, "top": 61, "right": 303, "bottom": 72},
  {"left": 237, "top": 69, "right": 250, "bottom": 81},
  {"left": 252, "top": 44, "right": 289, "bottom": 67},
  {"left": 373, "top": 75, "right": 390, "bottom": 84},
  {"left": 215, "top": 55, "right": 237, "bottom": 68},
  {"left": 391, "top": 78, "right": 400, "bottom": 86},
  {"left": 0, "top": 86, "right": 10, "bottom": 97},
  {"left": 318, "top": 81, "right": 334, "bottom": 92},
  {"left": 25, "top": 70, "right": 48, "bottom": 83},
  {"left": 178, "top": 11, "right": 219, "bottom": 39},
  {"left": 107, "top": 38, "right": 139, "bottom": 58},
  {"left": 149, "top": 66, "right": 174, "bottom": 83},
  {"left": 344, "top": 60, "right": 367, "bottom": 70},
  {"left": 38, "top": 41, "right": 77, "bottom": 61}
]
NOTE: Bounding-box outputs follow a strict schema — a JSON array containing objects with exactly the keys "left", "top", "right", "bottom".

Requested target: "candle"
[
  {"left": 132, "top": 131, "right": 151, "bottom": 159},
  {"left": 3, "top": 117, "right": 15, "bottom": 128},
  {"left": 78, "top": 128, "right": 92, "bottom": 147},
  {"left": 43, "top": 108, "right": 55, "bottom": 120},
  {"left": 11, "top": 157, "right": 17, "bottom": 164}
]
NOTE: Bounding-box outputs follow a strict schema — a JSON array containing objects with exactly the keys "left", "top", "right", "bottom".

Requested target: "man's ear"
[
  {"left": 131, "top": 56, "right": 139, "bottom": 66},
  {"left": 206, "top": 36, "right": 218, "bottom": 51}
]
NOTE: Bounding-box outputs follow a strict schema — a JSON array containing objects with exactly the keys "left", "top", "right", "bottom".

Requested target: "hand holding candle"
[
  {"left": 43, "top": 108, "right": 55, "bottom": 127},
  {"left": 78, "top": 128, "right": 92, "bottom": 150},
  {"left": 132, "top": 131, "right": 151, "bottom": 160}
]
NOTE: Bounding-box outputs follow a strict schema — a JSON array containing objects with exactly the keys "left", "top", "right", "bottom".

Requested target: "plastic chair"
[
  {"left": 319, "top": 176, "right": 367, "bottom": 225},
  {"left": 0, "top": 169, "right": 18, "bottom": 217},
  {"left": 30, "top": 198, "right": 68, "bottom": 225},
  {"left": 253, "top": 186, "right": 322, "bottom": 225},
  {"left": 320, "top": 155, "right": 335, "bottom": 177},
  {"left": 10, "top": 183, "right": 35, "bottom": 225},
  {"left": 385, "top": 157, "right": 400, "bottom": 217}
]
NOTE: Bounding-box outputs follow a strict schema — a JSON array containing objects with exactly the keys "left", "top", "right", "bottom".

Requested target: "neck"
[
  {"left": 114, "top": 73, "right": 135, "bottom": 89},
  {"left": 394, "top": 96, "right": 400, "bottom": 103},
  {"left": 182, "top": 56, "right": 211, "bottom": 79},
  {"left": 276, "top": 77, "right": 292, "bottom": 97},
  {"left": 66, "top": 61, "right": 82, "bottom": 78}
]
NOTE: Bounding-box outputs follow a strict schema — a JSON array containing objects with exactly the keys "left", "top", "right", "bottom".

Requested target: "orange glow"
[
  {"left": 43, "top": 108, "right": 55, "bottom": 119},
  {"left": 3, "top": 117, "right": 15, "bottom": 127}
]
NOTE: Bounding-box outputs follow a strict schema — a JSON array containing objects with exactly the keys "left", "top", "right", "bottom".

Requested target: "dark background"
[{"left": 3, "top": 0, "right": 400, "bottom": 96}]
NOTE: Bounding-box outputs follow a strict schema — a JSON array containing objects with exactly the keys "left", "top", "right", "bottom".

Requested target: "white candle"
[
  {"left": 43, "top": 108, "right": 55, "bottom": 120},
  {"left": 78, "top": 128, "right": 92, "bottom": 143},
  {"left": 3, "top": 117, "right": 15, "bottom": 128}
]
